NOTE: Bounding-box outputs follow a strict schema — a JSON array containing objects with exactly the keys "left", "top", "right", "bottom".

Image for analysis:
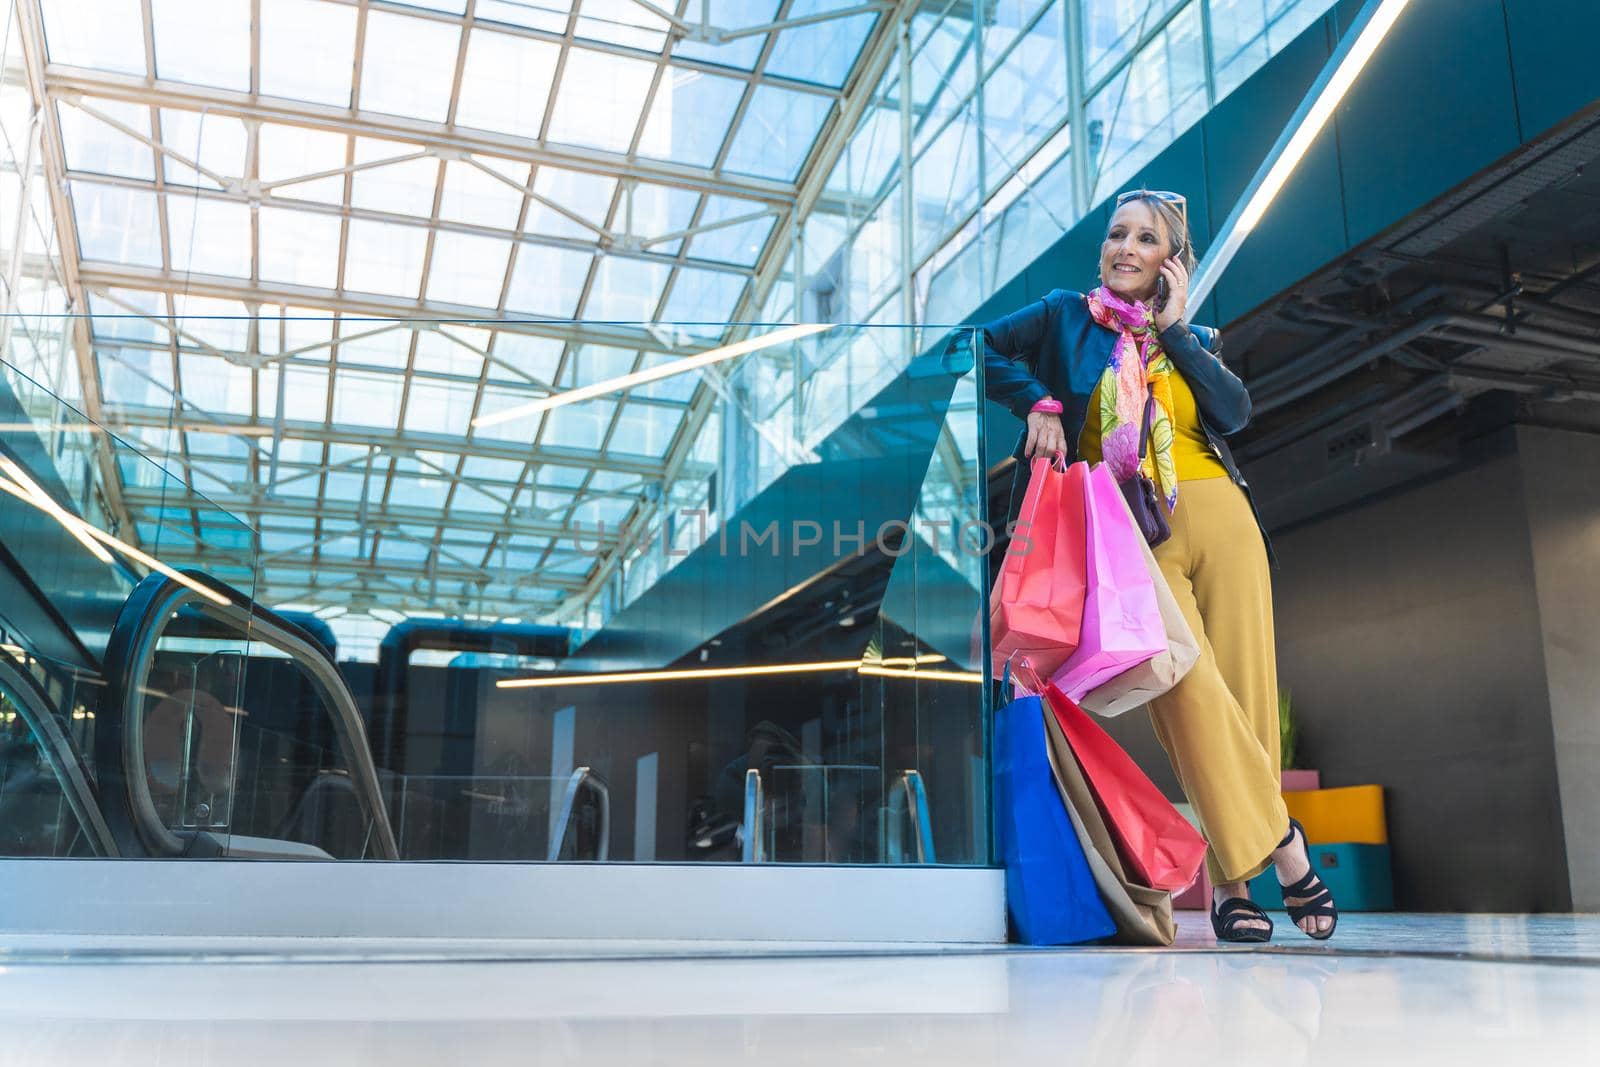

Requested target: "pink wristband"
[{"left": 1030, "top": 397, "right": 1063, "bottom": 415}]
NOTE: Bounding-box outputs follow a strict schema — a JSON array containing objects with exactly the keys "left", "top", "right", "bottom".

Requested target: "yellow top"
[{"left": 1077, "top": 367, "right": 1230, "bottom": 481}]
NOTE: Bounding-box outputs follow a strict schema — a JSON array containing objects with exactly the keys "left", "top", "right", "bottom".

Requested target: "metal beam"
[
  {"left": 12, "top": 0, "right": 134, "bottom": 536},
  {"left": 43, "top": 65, "right": 800, "bottom": 206},
  {"left": 60, "top": 168, "right": 756, "bottom": 279},
  {"left": 120, "top": 485, "right": 635, "bottom": 543},
  {"left": 159, "top": 549, "right": 594, "bottom": 590},
  {"left": 102, "top": 408, "right": 670, "bottom": 476},
  {"left": 76, "top": 263, "right": 689, "bottom": 355}
]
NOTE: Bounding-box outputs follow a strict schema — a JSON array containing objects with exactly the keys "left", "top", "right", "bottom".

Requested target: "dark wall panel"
[
  {"left": 1517, "top": 426, "right": 1600, "bottom": 910},
  {"left": 1271, "top": 445, "right": 1570, "bottom": 912},
  {"left": 1503, "top": 0, "right": 1600, "bottom": 141},
  {"left": 1334, "top": 0, "right": 1522, "bottom": 249}
]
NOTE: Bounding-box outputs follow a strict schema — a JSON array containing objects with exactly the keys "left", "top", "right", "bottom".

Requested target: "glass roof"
[{"left": 23, "top": 0, "right": 890, "bottom": 623}]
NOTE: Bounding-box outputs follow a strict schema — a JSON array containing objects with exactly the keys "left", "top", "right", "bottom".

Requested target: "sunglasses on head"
[
  {"left": 1114, "top": 188, "right": 1188, "bottom": 249},
  {"left": 1116, "top": 187, "right": 1186, "bottom": 215}
]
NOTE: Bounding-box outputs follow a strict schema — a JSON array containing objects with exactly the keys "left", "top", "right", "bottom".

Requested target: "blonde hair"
[{"left": 1110, "top": 192, "right": 1198, "bottom": 276}]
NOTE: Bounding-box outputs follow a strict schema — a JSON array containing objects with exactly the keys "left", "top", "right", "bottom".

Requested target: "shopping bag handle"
[{"left": 1006, "top": 654, "right": 1047, "bottom": 697}]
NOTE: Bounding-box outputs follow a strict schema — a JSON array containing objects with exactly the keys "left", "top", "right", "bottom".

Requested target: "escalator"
[{"left": 1, "top": 564, "right": 610, "bottom": 862}]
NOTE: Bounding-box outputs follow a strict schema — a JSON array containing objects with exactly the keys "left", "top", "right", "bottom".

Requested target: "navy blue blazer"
[{"left": 978, "top": 288, "right": 1275, "bottom": 563}]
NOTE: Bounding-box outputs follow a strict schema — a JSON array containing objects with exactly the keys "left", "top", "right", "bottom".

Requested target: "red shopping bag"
[
  {"left": 1024, "top": 664, "right": 1206, "bottom": 892},
  {"left": 988, "top": 456, "right": 1088, "bottom": 677}
]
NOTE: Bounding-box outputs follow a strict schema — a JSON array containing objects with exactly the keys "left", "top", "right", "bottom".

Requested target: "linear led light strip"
[
  {"left": 0, "top": 465, "right": 230, "bottom": 607},
  {"left": 496, "top": 657, "right": 983, "bottom": 689},
  {"left": 473, "top": 323, "right": 834, "bottom": 428},
  {"left": 1187, "top": 0, "right": 1413, "bottom": 311}
]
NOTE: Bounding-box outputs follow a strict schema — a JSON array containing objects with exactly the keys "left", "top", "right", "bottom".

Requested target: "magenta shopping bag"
[{"left": 1049, "top": 462, "right": 1165, "bottom": 699}]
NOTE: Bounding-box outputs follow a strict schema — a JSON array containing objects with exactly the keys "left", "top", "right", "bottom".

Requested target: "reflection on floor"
[{"left": 1, "top": 914, "right": 1596, "bottom": 1066}]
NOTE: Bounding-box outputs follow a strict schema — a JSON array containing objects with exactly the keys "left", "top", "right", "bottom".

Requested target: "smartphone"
[{"left": 1155, "top": 274, "right": 1169, "bottom": 311}]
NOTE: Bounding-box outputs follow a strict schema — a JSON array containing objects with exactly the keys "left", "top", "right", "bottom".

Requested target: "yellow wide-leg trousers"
[{"left": 1146, "top": 476, "right": 1288, "bottom": 885}]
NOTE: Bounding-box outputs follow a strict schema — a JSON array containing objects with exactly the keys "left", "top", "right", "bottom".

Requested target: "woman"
[{"left": 981, "top": 189, "right": 1337, "bottom": 942}]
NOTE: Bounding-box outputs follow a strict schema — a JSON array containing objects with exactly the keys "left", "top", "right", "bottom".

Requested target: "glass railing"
[{"left": 1, "top": 316, "right": 996, "bottom": 867}]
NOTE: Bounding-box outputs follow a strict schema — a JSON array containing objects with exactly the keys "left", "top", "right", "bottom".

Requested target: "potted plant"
[{"left": 1279, "top": 689, "right": 1320, "bottom": 792}]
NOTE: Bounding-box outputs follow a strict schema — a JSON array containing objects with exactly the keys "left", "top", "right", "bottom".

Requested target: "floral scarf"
[{"left": 1085, "top": 287, "right": 1179, "bottom": 511}]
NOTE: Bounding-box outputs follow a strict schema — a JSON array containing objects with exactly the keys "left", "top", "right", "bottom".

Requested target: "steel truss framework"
[{"left": 11, "top": 0, "right": 907, "bottom": 625}]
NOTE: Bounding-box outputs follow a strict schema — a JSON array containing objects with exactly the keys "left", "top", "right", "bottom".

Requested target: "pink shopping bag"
[
  {"left": 988, "top": 455, "right": 1088, "bottom": 678},
  {"left": 1049, "top": 462, "right": 1165, "bottom": 699}
]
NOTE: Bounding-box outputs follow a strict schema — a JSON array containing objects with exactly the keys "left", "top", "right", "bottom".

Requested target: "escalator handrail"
[
  {"left": 0, "top": 655, "right": 119, "bottom": 856},
  {"left": 546, "top": 766, "right": 610, "bottom": 862},
  {"left": 898, "top": 769, "right": 936, "bottom": 865},
  {"left": 741, "top": 768, "right": 765, "bottom": 863},
  {"left": 99, "top": 570, "right": 399, "bottom": 859}
]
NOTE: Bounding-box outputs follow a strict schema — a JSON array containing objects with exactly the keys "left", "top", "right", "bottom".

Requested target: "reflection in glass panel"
[
  {"left": 358, "top": 10, "right": 462, "bottom": 123},
  {"left": 982, "top": 2, "right": 1068, "bottom": 195},
  {"left": 547, "top": 48, "right": 657, "bottom": 154},
  {"left": 506, "top": 245, "right": 593, "bottom": 318},
  {"left": 150, "top": 0, "right": 251, "bottom": 92},
  {"left": 686, "top": 197, "right": 775, "bottom": 267},
  {"left": 350, "top": 142, "right": 441, "bottom": 219},
  {"left": 0, "top": 672, "right": 91, "bottom": 858},
  {"left": 55, "top": 98, "right": 154, "bottom": 180},
  {"left": 1211, "top": 0, "right": 1337, "bottom": 101},
  {"left": 342, "top": 218, "right": 428, "bottom": 298},
  {"left": 425, "top": 231, "right": 513, "bottom": 308},
  {"left": 671, "top": 0, "right": 777, "bottom": 70},
  {"left": 1083, "top": 0, "right": 1184, "bottom": 88},
  {"left": 765, "top": 0, "right": 878, "bottom": 88},
  {"left": 258, "top": 206, "right": 344, "bottom": 290},
  {"left": 257, "top": 123, "right": 348, "bottom": 206},
  {"left": 1086, "top": 2, "right": 1206, "bottom": 203},
  {"left": 454, "top": 29, "right": 561, "bottom": 138},
  {"left": 575, "top": 0, "right": 671, "bottom": 52},
  {"left": 438, "top": 159, "right": 529, "bottom": 230},
  {"left": 331, "top": 369, "right": 403, "bottom": 429},
  {"left": 661, "top": 267, "right": 747, "bottom": 329},
  {"left": 637, "top": 68, "right": 745, "bottom": 169},
  {"left": 585, "top": 256, "right": 669, "bottom": 322},
  {"left": 724, "top": 85, "right": 833, "bottom": 182},
  {"left": 166, "top": 196, "right": 252, "bottom": 278},
  {"left": 260, "top": 0, "right": 358, "bottom": 107},
  {"left": 913, "top": 99, "right": 980, "bottom": 262},
  {"left": 159, "top": 109, "right": 247, "bottom": 190},
  {"left": 910, "top": 11, "right": 977, "bottom": 158},
  {"left": 39, "top": 0, "right": 148, "bottom": 75},
  {"left": 70, "top": 182, "right": 163, "bottom": 267},
  {"left": 476, "top": 0, "right": 571, "bottom": 33}
]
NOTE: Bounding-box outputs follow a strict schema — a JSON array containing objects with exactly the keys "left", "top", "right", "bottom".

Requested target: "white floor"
[{"left": 2, "top": 914, "right": 1597, "bottom": 1066}]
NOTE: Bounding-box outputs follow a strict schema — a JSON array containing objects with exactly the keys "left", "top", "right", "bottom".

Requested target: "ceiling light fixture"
[
  {"left": 497, "top": 658, "right": 862, "bottom": 689},
  {"left": 497, "top": 655, "right": 982, "bottom": 689},
  {"left": 858, "top": 664, "right": 985, "bottom": 684},
  {"left": 472, "top": 323, "right": 833, "bottom": 428}
]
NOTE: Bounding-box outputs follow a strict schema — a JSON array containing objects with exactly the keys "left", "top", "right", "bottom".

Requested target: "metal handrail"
[
  {"left": 899, "top": 769, "right": 936, "bottom": 865},
  {"left": 0, "top": 655, "right": 118, "bottom": 856},
  {"left": 99, "top": 570, "right": 399, "bottom": 859},
  {"left": 741, "top": 768, "right": 765, "bottom": 863},
  {"left": 546, "top": 765, "right": 610, "bottom": 862}
]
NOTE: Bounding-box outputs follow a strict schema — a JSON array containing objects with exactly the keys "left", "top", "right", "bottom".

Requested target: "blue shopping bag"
[{"left": 994, "top": 692, "right": 1117, "bottom": 945}]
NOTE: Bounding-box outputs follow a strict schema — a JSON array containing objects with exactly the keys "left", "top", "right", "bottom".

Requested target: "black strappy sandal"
[
  {"left": 1210, "top": 896, "right": 1274, "bottom": 943},
  {"left": 1278, "top": 818, "right": 1339, "bottom": 940}
]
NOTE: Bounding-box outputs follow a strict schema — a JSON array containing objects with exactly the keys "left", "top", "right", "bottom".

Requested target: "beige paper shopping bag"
[{"left": 1077, "top": 516, "right": 1200, "bottom": 717}]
